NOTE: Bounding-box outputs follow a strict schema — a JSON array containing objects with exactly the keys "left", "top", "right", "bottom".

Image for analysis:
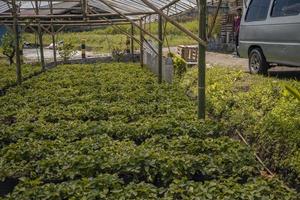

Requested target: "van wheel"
[{"left": 249, "top": 48, "right": 269, "bottom": 75}]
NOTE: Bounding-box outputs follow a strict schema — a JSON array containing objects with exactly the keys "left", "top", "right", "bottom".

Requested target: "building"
[{"left": 220, "top": 0, "right": 245, "bottom": 43}]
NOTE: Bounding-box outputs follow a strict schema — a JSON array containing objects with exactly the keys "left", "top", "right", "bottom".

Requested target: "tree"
[
  {"left": 58, "top": 41, "right": 77, "bottom": 63},
  {"left": 1, "top": 32, "right": 15, "bottom": 65}
]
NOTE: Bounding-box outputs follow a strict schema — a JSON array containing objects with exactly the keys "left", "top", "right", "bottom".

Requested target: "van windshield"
[{"left": 271, "top": 0, "right": 300, "bottom": 17}]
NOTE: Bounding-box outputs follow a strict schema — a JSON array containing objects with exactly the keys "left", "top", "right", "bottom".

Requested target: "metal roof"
[
  {"left": 0, "top": 0, "right": 199, "bottom": 26},
  {"left": 20, "top": 1, "right": 80, "bottom": 15},
  {"left": 0, "top": 0, "right": 197, "bottom": 16},
  {"left": 0, "top": 0, "right": 9, "bottom": 14},
  {"left": 88, "top": 0, "right": 197, "bottom": 16}
]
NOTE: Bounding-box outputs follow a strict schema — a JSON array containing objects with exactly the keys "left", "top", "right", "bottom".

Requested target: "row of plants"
[
  {"left": 0, "top": 63, "right": 298, "bottom": 198},
  {"left": 181, "top": 66, "right": 300, "bottom": 191},
  {"left": 0, "top": 59, "right": 41, "bottom": 92}
]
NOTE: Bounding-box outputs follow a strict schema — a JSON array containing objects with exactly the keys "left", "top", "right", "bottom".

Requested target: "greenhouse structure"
[{"left": 0, "top": 0, "right": 208, "bottom": 119}]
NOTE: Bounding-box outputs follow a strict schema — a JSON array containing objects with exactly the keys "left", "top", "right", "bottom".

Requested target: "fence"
[{"left": 143, "top": 40, "right": 174, "bottom": 83}]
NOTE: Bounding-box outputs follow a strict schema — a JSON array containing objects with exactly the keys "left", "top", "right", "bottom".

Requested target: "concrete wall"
[{"left": 143, "top": 41, "right": 174, "bottom": 83}]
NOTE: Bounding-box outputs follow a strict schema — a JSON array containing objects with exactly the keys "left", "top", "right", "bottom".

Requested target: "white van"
[{"left": 239, "top": 0, "right": 300, "bottom": 74}]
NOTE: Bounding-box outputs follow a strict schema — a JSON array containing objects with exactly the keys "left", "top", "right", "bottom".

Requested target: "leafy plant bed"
[
  {"left": 181, "top": 66, "right": 300, "bottom": 191},
  {"left": 0, "top": 63, "right": 298, "bottom": 199},
  {"left": 0, "top": 59, "right": 41, "bottom": 94}
]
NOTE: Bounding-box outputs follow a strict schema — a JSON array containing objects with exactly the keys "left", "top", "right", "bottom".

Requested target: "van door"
[
  {"left": 239, "top": 0, "right": 273, "bottom": 58},
  {"left": 266, "top": 0, "right": 300, "bottom": 66}
]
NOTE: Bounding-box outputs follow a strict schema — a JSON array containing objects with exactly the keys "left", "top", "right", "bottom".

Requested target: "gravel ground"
[
  {"left": 23, "top": 47, "right": 300, "bottom": 80},
  {"left": 23, "top": 48, "right": 105, "bottom": 62},
  {"left": 165, "top": 47, "right": 300, "bottom": 80}
]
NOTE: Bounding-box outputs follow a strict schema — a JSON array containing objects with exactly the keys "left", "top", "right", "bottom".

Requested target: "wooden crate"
[{"left": 177, "top": 45, "right": 198, "bottom": 63}]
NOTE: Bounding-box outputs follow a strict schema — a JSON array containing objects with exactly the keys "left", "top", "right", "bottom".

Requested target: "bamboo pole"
[
  {"left": 158, "top": 15, "right": 163, "bottom": 84},
  {"left": 49, "top": 0, "right": 57, "bottom": 66},
  {"left": 35, "top": 0, "right": 45, "bottom": 71},
  {"left": 81, "top": 0, "right": 87, "bottom": 20},
  {"left": 130, "top": 24, "right": 134, "bottom": 62},
  {"left": 0, "top": 12, "right": 155, "bottom": 20},
  {"left": 140, "top": 19, "right": 144, "bottom": 67},
  {"left": 198, "top": 0, "right": 207, "bottom": 119},
  {"left": 11, "top": 0, "right": 22, "bottom": 84}
]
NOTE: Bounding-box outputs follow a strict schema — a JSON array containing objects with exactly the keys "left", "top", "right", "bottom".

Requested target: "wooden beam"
[
  {"left": 11, "top": 0, "right": 22, "bottom": 84},
  {"left": 0, "top": 12, "right": 155, "bottom": 19},
  {"left": 198, "top": 0, "right": 207, "bottom": 119},
  {"left": 141, "top": 0, "right": 206, "bottom": 47},
  {"left": 130, "top": 23, "right": 134, "bottom": 61},
  {"left": 2, "top": 22, "right": 133, "bottom": 26},
  {"left": 8, "top": 0, "right": 80, "bottom": 2},
  {"left": 161, "top": 0, "right": 182, "bottom": 10},
  {"left": 143, "top": 0, "right": 181, "bottom": 19},
  {"left": 101, "top": 17, "right": 143, "bottom": 48},
  {"left": 35, "top": 0, "right": 45, "bottom": 71},
  {"left": 0, "top": 18, "right": 135, "bottom": 25},
  {"left": 98, "top": 0, "right": 162, "bottom": 43},
  {"left": 55, "top": 25, "right": 66, "bottom": 34},
  {"left": 140, "top": 19, "right": 144, "bottom": 67},
  {"left": 158, "top": 15, "right": 163, "bottom": 84},
  {"left": 41, "top": 25, "right": 52, "bottom": 34},
  {"left": 49, "top": 0, "right": 57, "bottom": 66},
  {"left": 81, "top": 0, "right": 87, "bottom": 20}
]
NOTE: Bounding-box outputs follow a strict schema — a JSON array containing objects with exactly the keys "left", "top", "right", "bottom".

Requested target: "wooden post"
[
  {"left": 158, "top": 15, "right": 163, "bottom": 84},
  {"left": 82, "top": 0, "right": 88, "bottom": 20},
  {"left": 20, "top": 48, "right": 24, "bottom": 64},
  {"left": 49, "top": 0, "right": 57, "bottom": 66},
  {"left": 11, "top": 0, "right": 22, "bottom": 84},
  {"left": 81, "top": 39, "right": 86, "bottom": 59},
  {"left": 198, "top": 0, "right": 207, "bottom": 119},
  {"left": 35, "top": 0, "right": 45, "bottom": 71},
  {"left": 140, "top": 19, "right": 144, "bottom": 67},
  {"left": 130, "top": 23, "right": 134, "bottom": 61},
  {"left": 38, "top": 29, "right": 45, "bottom": 70}
]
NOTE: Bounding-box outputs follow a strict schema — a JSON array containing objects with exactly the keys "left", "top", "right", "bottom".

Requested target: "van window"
[
  {"left": 271, "top": 0, "right": 300, "bottom": 17},
  {"left": 245, "top": 0, "right": 272, "bottom": 22}
]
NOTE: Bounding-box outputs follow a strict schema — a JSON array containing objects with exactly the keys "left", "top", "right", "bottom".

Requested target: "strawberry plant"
[
  {"left": 181, "top": 66, "right": 300, "bottom": 191},
  {"left": 0, "top": 63, "right": 298, "bottom": 198}
]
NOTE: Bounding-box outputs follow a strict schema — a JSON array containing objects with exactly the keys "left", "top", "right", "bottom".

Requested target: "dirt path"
[
  {"left": 165, "top": 47, "right": 248, "bottom": 69},
  {"left": 165, "top": 47, "right": 300, "bottom": 79},
  {"left": 206, "top": 51, "right": 248, "bottom": 69},
  {"left": 23, "top": 48, "right": 104, "bottom": 62},
  {"left": 25, "top": 48, "right": 248, "bottom": 69},
  {"left": 23, "top": 47, "right": 299, "bottom": 80}
]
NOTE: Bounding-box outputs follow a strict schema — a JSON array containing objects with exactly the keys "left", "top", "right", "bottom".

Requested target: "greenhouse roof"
[
  {"left": 0, "top": 0, "right": 198, "bottom": 25},
  {"left": 0, "top": 0, "right": 9, "bottom": 14}
]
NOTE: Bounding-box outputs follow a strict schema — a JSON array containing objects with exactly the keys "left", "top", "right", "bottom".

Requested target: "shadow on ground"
[{"left": 268, "top": 68, "right": 300, "bottom": 81}]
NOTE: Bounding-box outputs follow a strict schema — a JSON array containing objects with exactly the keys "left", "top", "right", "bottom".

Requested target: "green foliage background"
[{"left": 22, "top": 18, "right": 221, "bottom": 53}]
